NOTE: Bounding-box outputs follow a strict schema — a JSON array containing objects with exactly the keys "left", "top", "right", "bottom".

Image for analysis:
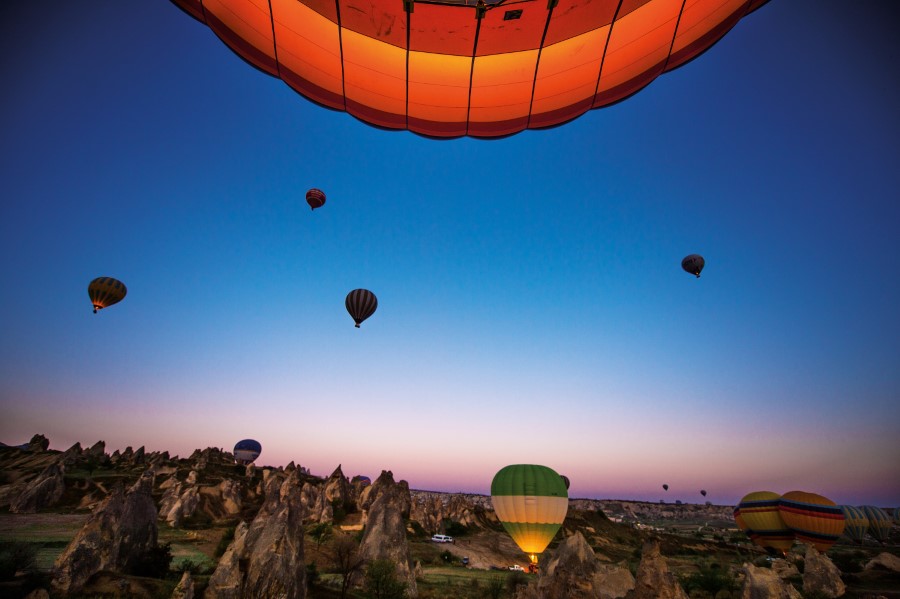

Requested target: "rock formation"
[
  {"left": 864, "top": 552, "right": 900, "bottom": 573},
  {"left": 205, "top": 469, "right": 306, "bottom": 599},
  {"left": 356, "top": 470, "right": 417, "bottom": 597},
  {"left": 625, "top": 539, "right": 689, "bottom": 599},
  {"left": 159, "top": 471, "right": 201, "bottom": 527},
  {"left": 27, "top": 434, "right": 50, "bottom": 452},
  {"left": 740, "top": 563, "right": 802, "bottom": 599},
  {"left": 324, "top": 464, "right": 354, "bottom": 511},
  {"left": 50, "top": 469, "right": 158, "bottom": 595},
  {"left": 770, "top": 558, "right": 800, "bottom": 579},
  {"left": 515, "top": 531, "right": 634, "bottom": 599},
  {"left": 172, "top": 570, "right": 195, "bottom": 599},
  {"left": 10, "top": 459, "right": 65, "bottom": 513},
  {"left": 86, "top": 440, "right": 106, "bottom": 459},
  {"left": 802, "top": 546, "right": 845, "bottom": 598}
]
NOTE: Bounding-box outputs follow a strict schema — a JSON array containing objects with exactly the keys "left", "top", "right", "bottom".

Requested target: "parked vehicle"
[
  {"left": 431, "top": 534, "right": 453, "bottom": 543},
  {"left": 508, "top": 565, "right": 524, "bottom": 572}
]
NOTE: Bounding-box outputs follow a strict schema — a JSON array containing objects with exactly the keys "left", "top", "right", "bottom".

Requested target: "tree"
[
  {"left": 308, "top": 522, "right": 333, "bottom": 553},
  {"left": 363, "top": 559, "right": 408, "bottom": 599},
  {"left": 330, "top": 533, "right": 366, "bottom": 599}
]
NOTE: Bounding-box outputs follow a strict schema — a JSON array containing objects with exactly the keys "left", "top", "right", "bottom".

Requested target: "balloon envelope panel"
[
  {"left": 778, "top": 491, "right": 844, "bottom": 552},
  {"left": 491, "top": 464, "right": 568, "bottom": 556},
  {"left": 233, "top": 439, "right": 262, "bottom": 464}
]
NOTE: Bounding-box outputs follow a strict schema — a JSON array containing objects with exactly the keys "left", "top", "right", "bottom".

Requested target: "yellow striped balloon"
[
  {"left": 491, "top": 464, "right": 568, "bottom": 563},
  {"left": 839, "top": 505, "right": 869, "bottom": 544},
  {"left": 860, "top": 505, "right": 892, "bottom": 543},
  {"left": 778, "top": 491, "right": 845, "bottom": 552},
  {"left": 737, "top": 491, "right": 794, "bottom": 554},
  {"left": 88, "top": 277, "right": 127, "bottom": 314}
]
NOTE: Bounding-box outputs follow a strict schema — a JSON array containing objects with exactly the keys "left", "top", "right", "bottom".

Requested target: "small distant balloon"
[
  {"left": 662, "top": 484, "right": 669, "bottom": 491},
  {"left": 561, "top": 475, "right": 570, "bottom": 490},
  {"left": 233, "top": 439, "right": 262, "bottom": 465},
  {"left": 306, "top": 188, "right": 326, "bottom": 211},
  {"left": 701, "top": 490, "right": 707, "bottom": 497},
  {"left": 345, "top": 289, "right": 378, "bottom": 328},
  {"left": 88, "top": 277, "right": 127, "bottom": 314},
  {"left": 681, "top": 254, "right": 705, "bottom": 278}
]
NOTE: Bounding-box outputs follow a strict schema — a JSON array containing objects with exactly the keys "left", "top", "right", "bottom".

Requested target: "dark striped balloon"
[
  {"left": 345, "top": 289, "right": 378, "bottom": 328},
  {"left": 306, "top": 188, "right": 326, "bottom": 211},
  {"left": 778, "top": 491, "right": 845, "bottom": 552},
  {"left": 681, "top": 254, "right": 705, "bottom": 277},
  {"left": 88, "top": 277, "right": 127, "bottom": 314}
]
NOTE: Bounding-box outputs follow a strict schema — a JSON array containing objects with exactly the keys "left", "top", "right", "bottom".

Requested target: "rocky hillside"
[{"left": 1, "top": 434, "right": 897, "bottom": 599}]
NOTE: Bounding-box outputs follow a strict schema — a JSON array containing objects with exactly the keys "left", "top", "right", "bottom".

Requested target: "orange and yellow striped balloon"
[{"left": 778, "top": 491, "right": 845, "bottom": 552}]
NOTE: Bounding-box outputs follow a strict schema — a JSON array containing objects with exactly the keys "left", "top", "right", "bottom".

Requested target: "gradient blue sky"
[{"left": 1, "top": 1, "right": 898, "bottom": 507}]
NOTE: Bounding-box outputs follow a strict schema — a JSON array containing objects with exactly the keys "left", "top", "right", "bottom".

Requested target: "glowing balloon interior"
[{"left": 491, "top": 464, "right": 568, "bottom": 564}]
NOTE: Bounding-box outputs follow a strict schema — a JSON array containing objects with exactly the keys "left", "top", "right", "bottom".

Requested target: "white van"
[{"left": 431, "top": 534, "right": 453, "bottom": 543}]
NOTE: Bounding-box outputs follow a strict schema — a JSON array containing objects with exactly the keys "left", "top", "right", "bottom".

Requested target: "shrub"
[
  {"left": 439, "top": 550, "right": 456, "bottom": 565},
  {"left": 363, "top": 559, "right": 408, "bottom": 599},
  {"left": 0, "top": 541, "right": 37, "bottom": 581},
  {"left": 506, "top": 570, "right": 528, "bottom": 593},
  {"left": 442, "top": 519, "right": 469, "bottom": 538},
  {"left": 485, "top": 576, "right": 505, "bottom": 599},
  {"left": 679, "top": 563, "right": 737, "bottom": 596},
  {"left": 129, "top": 543, "right": 173, "bottom": 578},
  {"left": 306, "top": 561, "right": 320, "bottom": 587},
  {"left": 215, "top": 526, "right": 236, "bottom": 557}
]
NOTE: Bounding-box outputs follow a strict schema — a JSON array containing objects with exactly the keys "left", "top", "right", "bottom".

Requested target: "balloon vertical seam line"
[
  {"left": 465, "top": 9, "right": 484, "bottom": 137},
  {"left": 334, "top": 0, "right": 347, "bottom": 111},
  {"left": 267, "top": 0, "right": 281, "bottom": 80},
  {"left": 592, "top": 0, "right": 624, "bottom": 103},
  {"left": 660, "top": 0, "right": 689, "bottom": 75},
  {"left": 525, "top": 1, "right": 556, "bottom": 131},
  {"left": 405, "top": 6, "right": 411, "bottom": 131}
]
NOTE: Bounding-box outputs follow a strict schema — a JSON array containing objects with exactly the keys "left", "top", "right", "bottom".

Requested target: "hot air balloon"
[
  {"left": 778, "top": 491, "right": 845, "bottom": 552},
  {"left": 345, "top": 289, "right": 378, "bottom": 328},
  {"left": 306, "top": 188, "right": 326, "bottom": 211},
  {"left": 491, "top": 464, "right": 568, "bottom": 569},
  {"left": 860, "top": 505, "right": 892, "bottom": 543},
  {"left": 88, "top": 277, "right": 127, "bottom": 314},
  {"left": 733, "top": 506, "right": 752, "bottom": 536},
  {"left": 662, "top": 484, "right": 669, "bottom": 491},
  {"left": 560, "top": 475, "right": 570, "bottom": 490},
  {"left": 839, "top": 506, "right": 869, "bottom": 545},
  {"left": 354, "top": 475, "right": 372, "bottom": 486},
  {"left": 737, "top": 491, "right": 795, "bottom": 555},
  {"left": 168, "top": 0, "right": 770, "bottom": 138},
  {"left": 233, "top": 439, "right": 262, "bottom": 465},
  {"left": 701, "top": 490, "right": 707, "bottom": 497},
  {"left": 681, "top": 255, "right": 705, "bottom": 277}
]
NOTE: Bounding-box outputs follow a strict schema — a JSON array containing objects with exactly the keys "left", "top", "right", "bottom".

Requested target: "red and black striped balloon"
[{"left": 345, "top": 289, "right": 377, "bottom": 328}]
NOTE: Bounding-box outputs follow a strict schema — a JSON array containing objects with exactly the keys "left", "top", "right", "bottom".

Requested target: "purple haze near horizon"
[{"left": 1, "top": 1, "right": 898, "bottom": 508}]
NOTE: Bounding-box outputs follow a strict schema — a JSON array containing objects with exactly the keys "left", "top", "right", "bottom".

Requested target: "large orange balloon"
[
  {"left": 778, "top": 491, "right": 845, "bottom": 553},
  {"left": 169, "top": 0, "right": 769, "bottom": 138}
]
